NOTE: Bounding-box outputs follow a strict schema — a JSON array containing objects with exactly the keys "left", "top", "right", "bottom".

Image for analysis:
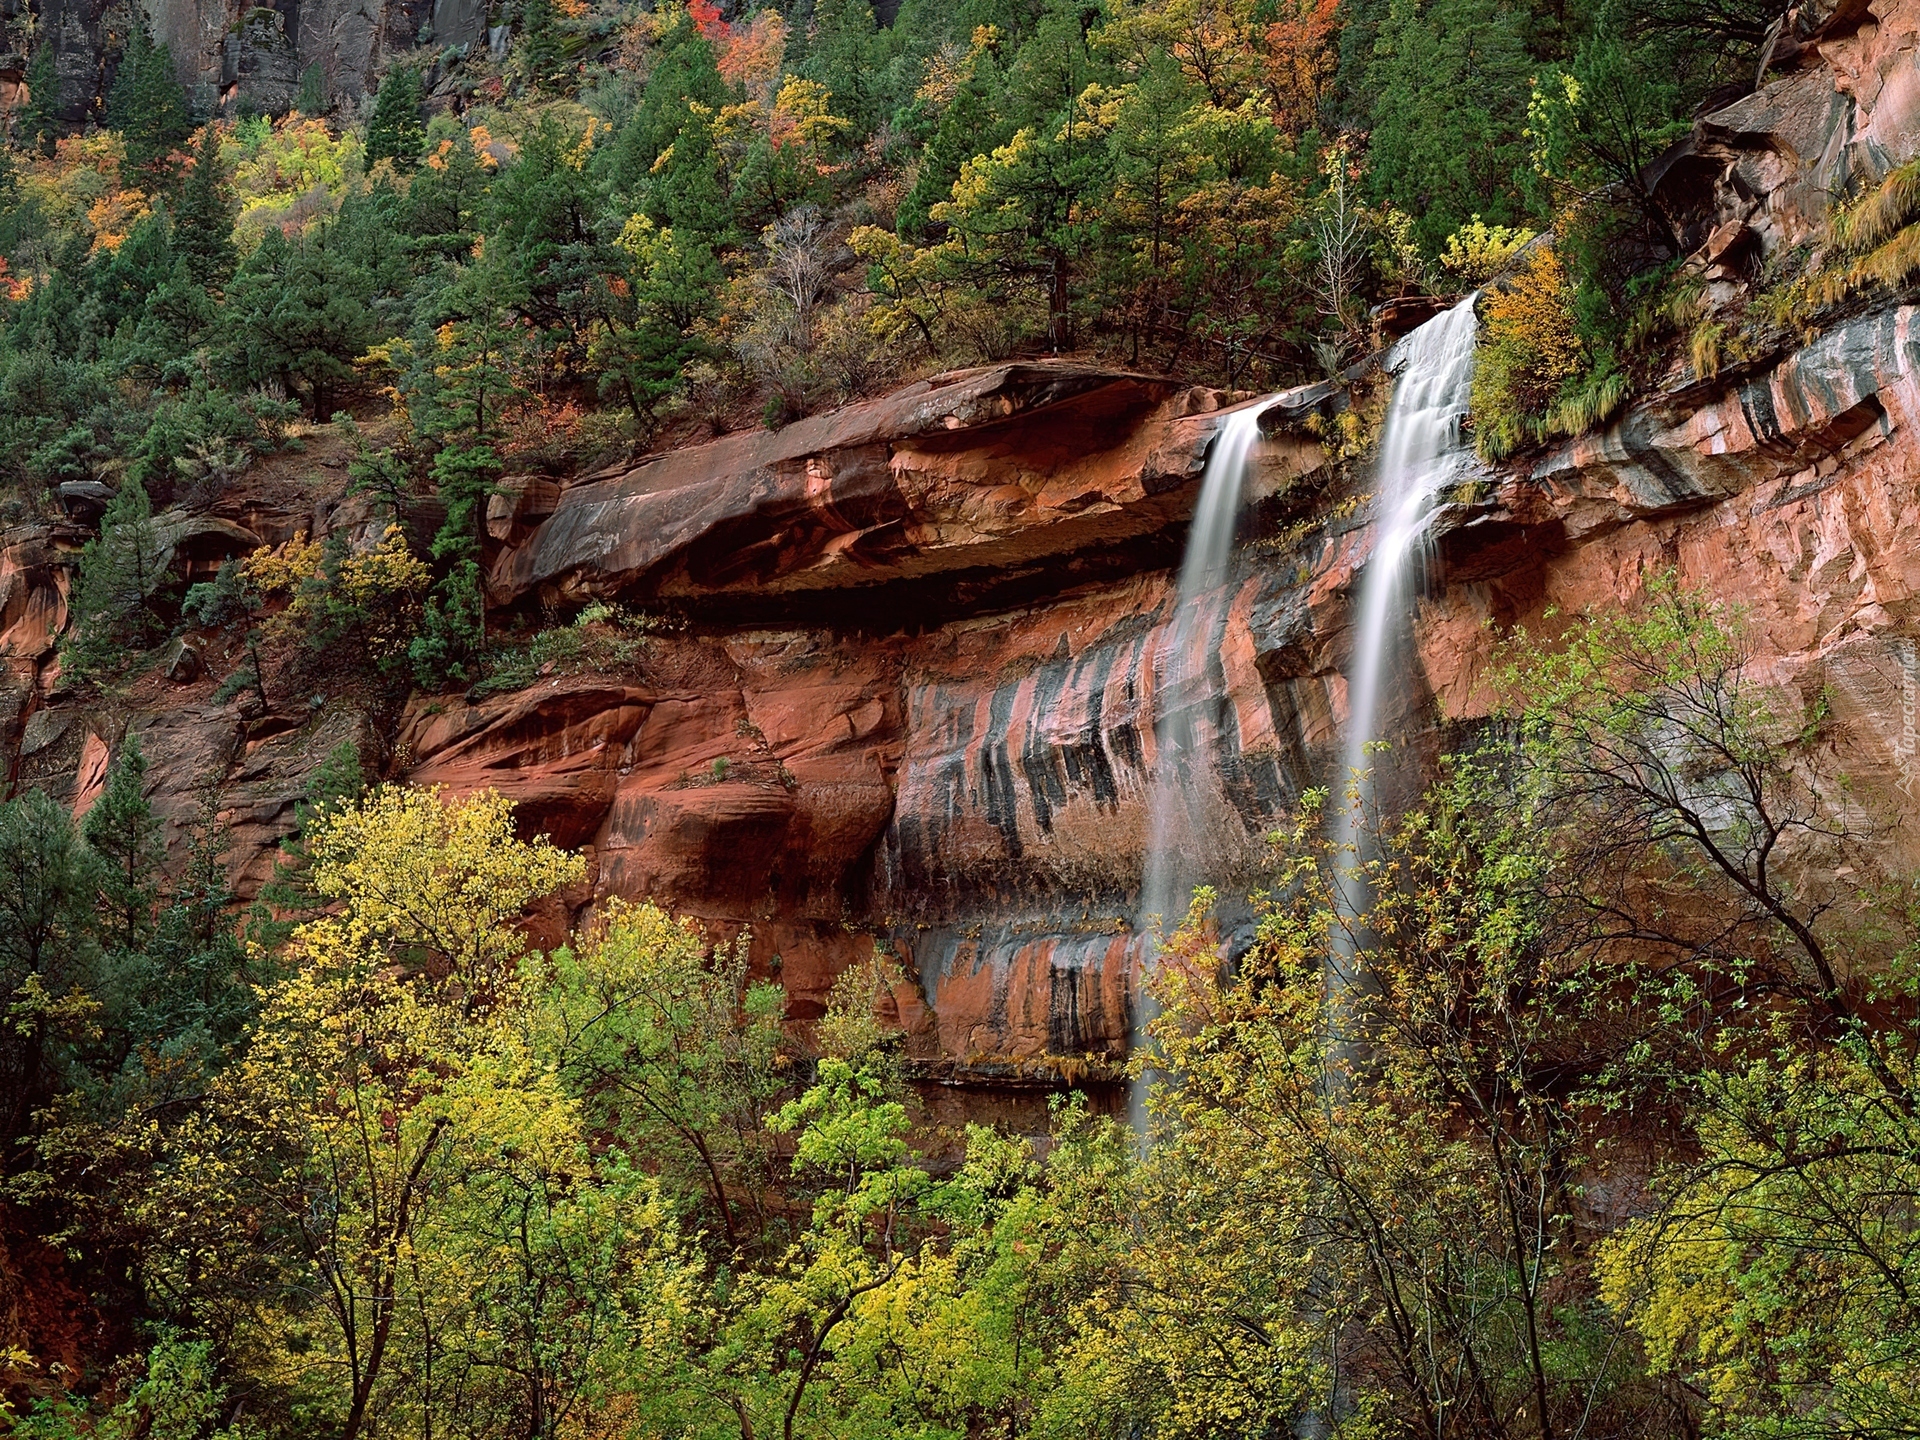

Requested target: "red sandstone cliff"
[{"left": 7, "top": 0, "right": 1920, "bottom": 1115}]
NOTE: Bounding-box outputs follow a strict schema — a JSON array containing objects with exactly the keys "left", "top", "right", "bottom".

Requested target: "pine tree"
[
  {"left": 296, "top": 62, "right": 328, "bottom": 116},
  {"left": 604, "top": 22, "right": 730, "bottom": 203},
  {"left": 1365, "top": 0, "right": 1537, "bottom": 253},
  {"left": 175, "top": 123, "right": 237, "bottom": 289},
  {"left": 92, "top": 209, "right": 176, "bottom": 334},
  {"left": 647, "top": 108, "right": 735, "bottom": 239},
  {"left": 105, "top": 17, "right": 192, "bottom": 181},
  {"left": 61, "top": 476, "right": 163, "bottom": 686},
  {"left": 132, "top": 783, "right": 252, "bottom": 1058},
  {"left": 21, "top": 39, "right": 60, "bottom": 156},
  {"left": 365, "top": 67, "right": 425, "bottom": 170},
  {"left": 83, "top": 733, "right": 163, "bottom": 957},
  {"left": 897, "top": 44, "right": 1011, "bottom": 241},
  {"left": 518, "top": 0, "right": 569, "bottom": 94},
  {"left": 254, "top": 740, "right": 367, "bottom": 949},
  {"left": 800, "top": 0, "right": 879, "bottom": 134},
  {"left": 0, "top": 789, "right": 96, "bottom": 1148},
  {"left": 398, "top": 257, "right": 522, "bottom": 686},
  {"left": 224, "top": 222, "right": 381, "bottom": 414}
]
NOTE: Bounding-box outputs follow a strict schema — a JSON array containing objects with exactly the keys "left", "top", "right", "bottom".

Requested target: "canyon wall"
[
  {"left": 1, "top": 0, "right": 480, "bottom": 126},
  {"left": 4, "top": 0, "right": 1920, "bottom": 1121}
]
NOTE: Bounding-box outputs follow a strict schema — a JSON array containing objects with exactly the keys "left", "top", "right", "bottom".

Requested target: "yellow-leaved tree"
[
  {"left": 301, "top": 783, "right": 581, "bottom": 986},
  {"left": 143, "top": 786, "right": 703, "bottom": 1440}
]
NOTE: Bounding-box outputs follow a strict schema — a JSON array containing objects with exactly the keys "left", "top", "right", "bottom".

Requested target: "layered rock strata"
[
  {"left": 7, "top": 301, "right": 1920, "bottom": 1106},
  {"left": 4, "top": 0, "right": 1920, "bottom": 1117}
]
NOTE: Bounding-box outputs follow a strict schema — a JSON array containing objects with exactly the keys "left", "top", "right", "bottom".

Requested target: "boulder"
[{"left": 164, "top": 637, "right": 202, "bottom": 684}]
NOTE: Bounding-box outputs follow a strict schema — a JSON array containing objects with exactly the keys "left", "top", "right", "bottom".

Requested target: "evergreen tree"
[
  {"left": 603, "top": 23, "right": 730, "bottom": 204},
  {"left": 21, "top": 39, "right": 61, "bottom": 156},
  {"left": 799, "top": 0, "right": 880, "bottom": 135},
  {"left": 646, "top": 108, "right": 735, "bottom": 239},
  {"left": 485, "top": 115, "right": 608, "bottom": 349},
  {"left": 897, "top": 44, "right": 1012, "bottom": 241},
  {"left": 135, "top": 782, "right": 251, "bottom": 1054},
  {"left": 295, "top": 62, "right": 328, "bottom": 116},
  {"left": 88, "top": 207, "right": 175, "bottom": 333},
  {"left": 518, "top": 0, "right": 570, "bottom": 94},
  {"left": 224, "top": 222, "right": 381, "bottom": 414},
  {"left": 596, "top": 214, "right": 720, "bottom": 422},
  {"left": 174, "top": 123, "right": 237, "bottom": 289},
  {"left": 83, "top": 733, "right": 163, "bottom": 961},
  {"left": 254, "top": 740, "right": 367, "bottom": 948},
  {"left": 104, "top": 17, "right": 192, "bottom": 181},
  {"left": 398, "top": 259, "right": 523, "bottom": 685},
  {"left": 364, "top": 67, "right": 425, "bottom": 170},
  {"left": 1528, "top": 2, "right": 1692, "bottom": 251},
  {"left": 61, "top": 476, "right": 163, "bottom": 686},
  {"left": 0, "top": 789, "right": 95, "bottom": 1151},
  {"left": 401, "top": 126, "right": 490, "bottom": 255},
  {"left": 1366, "top": 0, "right": 1538, "bottom": 253},
  {"left": 926, "top": 0, "right": 1114, "bottom": 351},
  {"left": 306, "top": 738, "right": 368, "bottom": 816}
]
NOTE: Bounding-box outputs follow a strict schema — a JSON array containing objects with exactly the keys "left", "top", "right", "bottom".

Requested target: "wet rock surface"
[
  {"left": 8, "top": 2, "right": 1920, "bottom": 1116},
  {"left": 9, "top": 291, "right": 1920, "bottom": 1101}
]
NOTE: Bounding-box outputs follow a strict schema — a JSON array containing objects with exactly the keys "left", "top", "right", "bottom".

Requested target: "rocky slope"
[{"left": 5, "top": 0, "right": 1920, "bottom": 1120}]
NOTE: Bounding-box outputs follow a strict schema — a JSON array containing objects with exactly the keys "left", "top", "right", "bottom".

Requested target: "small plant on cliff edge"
[{"left": 1471, "top": 246, "right": 1584, "bottom": 458}]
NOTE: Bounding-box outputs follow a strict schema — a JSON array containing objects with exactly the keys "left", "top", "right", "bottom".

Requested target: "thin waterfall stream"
[
  {"left": 1132, "top": 398, "right": 1272, "bottom": 1130},
  {"left": 1330, "top": 296, "right": 1480, "bottom": 1015},
  {"left": 1129, "top": 298, "right": 1479, "bottom": 1134}
]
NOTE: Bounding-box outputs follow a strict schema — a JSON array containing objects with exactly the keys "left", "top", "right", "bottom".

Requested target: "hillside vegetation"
[
  {"left": 11, "top": 3, "right": 1920, "bottom": 1439},
  {"left": 0, "top": 0, "right": 1781, "bottom": 692}
]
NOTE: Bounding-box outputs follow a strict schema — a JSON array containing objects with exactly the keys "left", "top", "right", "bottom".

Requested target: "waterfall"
[
  {"left": 1132, "top": 399, "right": 1271, "bottom": 1130},
  {"left": 1331, "top": 296, "right": 1480, "bottom": 1003}
]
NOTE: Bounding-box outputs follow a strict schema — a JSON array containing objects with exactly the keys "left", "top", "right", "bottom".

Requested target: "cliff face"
[
  {"left": 1, "top": 0, "right": 467, "bottom": 125},
  {"left": 5, "top": 0, "right": 1920, "bottom": 1113}
]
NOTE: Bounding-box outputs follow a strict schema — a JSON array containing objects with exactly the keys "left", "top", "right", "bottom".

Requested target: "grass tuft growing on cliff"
[{"left": 1794, "top": 159, "right": 1920, "bottom": 311}]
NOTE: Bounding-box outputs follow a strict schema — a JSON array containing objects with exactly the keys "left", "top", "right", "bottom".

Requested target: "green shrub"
[
  {"left": 468, "top": 607, "right": 657, "bottom": 698},
  {"left": 1440, "top": 216, "right": 1536, "bottom": 287}
]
